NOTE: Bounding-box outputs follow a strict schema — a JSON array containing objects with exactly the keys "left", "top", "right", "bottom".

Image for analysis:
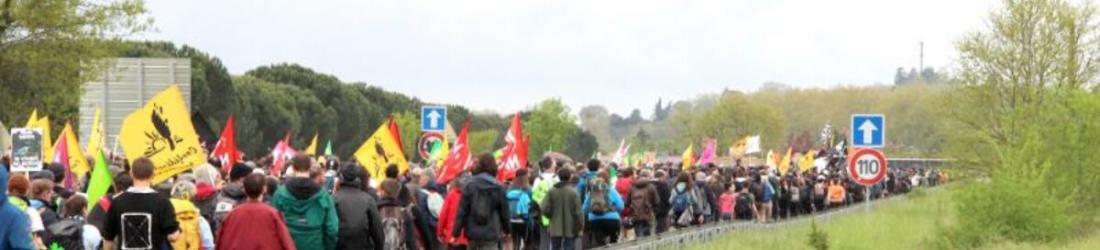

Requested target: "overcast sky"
[{"left": 143, "top": 0, "right": 1000, "bottom": 116}]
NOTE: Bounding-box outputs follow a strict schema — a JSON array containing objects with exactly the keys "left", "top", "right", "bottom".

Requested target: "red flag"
[
  {"left": 437, "top": 121, "right": 471, "bottom": 184},
  {"left": 270, "top": 134, "right": 296, "bottom": 176},
  {"left": 497, "top": 113, "right": 528, "bottom": 181},
  {"left": 51, "top": 132, "right": 75, "bottom": 189},
  {"left": 211, "top": 115, "right": 242, "bottom": 173},
  {"left": 388, "top": 117, "right": 404, "bottom": 156}
]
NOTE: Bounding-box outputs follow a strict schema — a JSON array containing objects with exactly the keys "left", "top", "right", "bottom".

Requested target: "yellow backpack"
[{"left": 170, "top": 199, "right": 202, "bottom": 250}]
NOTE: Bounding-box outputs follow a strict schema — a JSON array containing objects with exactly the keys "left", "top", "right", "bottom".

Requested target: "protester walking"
[
  {"left": 271, "top": 155, "right": 339, "bottom": 250},
  {"left": 541, "top": 168, "right": 582, "bottom": 250},
  {"left": 453, "top": 153, "right": 510, "bottom": 250},
  {"left": 102, "top": 157, "right": 180, "bottom": 250},
  {"left": 216, "top": 173, "right": 297, "bottom": 250},
  {"left": 332, "top": 163, "right": 385, "bottom": 250}
]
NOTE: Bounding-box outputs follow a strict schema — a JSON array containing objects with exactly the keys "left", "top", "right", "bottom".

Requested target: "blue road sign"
[
  {"left": 851, "top": 114, "right": 885, "bottom": 148},
  {"left": 421, "top": 106, "right": 447, "bottom": 132}
]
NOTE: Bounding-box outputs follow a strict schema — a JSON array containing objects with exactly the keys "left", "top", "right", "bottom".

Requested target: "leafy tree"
[
  {"left": 524, "top": 99, "right": 578, "bottom": 160},
  {"left": 468, "top": 130, "right": 499, "bottom": 155},
  {"left": 0, "top": 0, "right": 150, "bottom": 130},
  {"left": 563, "top": 130, "right": 599, "bottom": 161},
  {"left": 392, "top": 111, "right": 420, "bottom": 161}
]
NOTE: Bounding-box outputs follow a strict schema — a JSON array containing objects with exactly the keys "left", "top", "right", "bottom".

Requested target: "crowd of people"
[{"left": 0, "top": 147, "right": 947, "bottom": 250}]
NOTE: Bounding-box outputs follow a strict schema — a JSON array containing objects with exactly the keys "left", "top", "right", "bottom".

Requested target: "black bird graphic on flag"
[{"left": 151, "top": 105, "right": 176, "bottom": 150}]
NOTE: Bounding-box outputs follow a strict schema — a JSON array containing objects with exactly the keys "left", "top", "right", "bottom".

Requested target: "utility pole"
[{"left": 919, "top": 41, "right": 924, "bottom": 71}]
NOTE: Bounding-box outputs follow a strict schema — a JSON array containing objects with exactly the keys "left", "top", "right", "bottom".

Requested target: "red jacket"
[
  {"left": 437, "top": 188, "right": 468, "bottom": 246},
  {"left": 215, "top": 202, "right": 297, "bottom": 250}
]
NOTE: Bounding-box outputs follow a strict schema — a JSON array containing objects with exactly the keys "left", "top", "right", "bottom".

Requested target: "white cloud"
[{"left": 143, "top": 0, "right": 1000, "bottom": 115}]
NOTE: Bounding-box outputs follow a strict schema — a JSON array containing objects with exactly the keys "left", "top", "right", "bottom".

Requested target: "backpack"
[
  {"left": 380, "top": 205, "right": 408, "bottom": 250},
  {"left": 671, "top": 191, "right": 691, "bottom": 215},
  {"left": 735, "top": 193, "right": 753, "bottom": 219},
  {"left": 46, "top": 217, "right": 84, "bottom": 250},
  {"left": 213, "top": 194, "right": 239, "bottom": 228},
  {"left": 421, "top": 190, "right": 444, "bottom": 219},
  {"left": 629, "top": 186, "right": 655, "bottom": 222},
  {"left": 471, "top": 187, "right": 496, "bottom": 226},
  {"left": 507, "top": 188, "right": 532, "bottom": 221},
  {"left": 170, "top": 199, "right": 203, "bottom": 250},
  {"left": 586, "top": 178, "right": 612, "bottom": 215}
]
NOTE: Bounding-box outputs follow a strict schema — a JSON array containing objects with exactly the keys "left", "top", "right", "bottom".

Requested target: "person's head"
[
  {"left": 418, "top": 170, "right": 435, "bottom": 187},
  {"left": 511, "top": 168, "right": 529, "bottom": 188},
  {"left": 586, "top": 159, "right": 601, "bottom": 172},
  {"left": 130, "top": 157, "right": 155, "bottom": 183},
  {"left": 64, "top": 195, "right": 88, "bottom": 218},
  {"left": 475, "top": 153, "right": 497, "bottom": 176},
  {"left": 46, "top": 162, "right": 66, "bottom": 184},
  {"left": 385, "top": 164, "right": 399, "bottom": 179},
  {"left": 379, "top": 178, "right": 400, "bottom": 199},
  {"left": 655, "top": 170, "right": 667, "bottom": 179},
  {"left": 171, "top": 181, "right": 196, "bottom": 200},
  {"left": 408, "top": 168, "right": 423, "bottom": 185},
  {"left": 556, "top": 168, "right": 573, "bottom": 183},
  {"left": 264, "top": 176, "right": 279, "bottom": 197},
  {"left": 243, "top": 173, "right": 267, "bottom": 200},
  {"left": 638, "top": 169, "right": 653, "bottom": 180},
  {"left": 7, "top": 173, "right": 29, "bottom": 197},
  {"left": 675, "top": 172, "right": 693, "bottom": 192},
  {"left": 620, "top": 167, "right": 634, "bottom": 178},
  {"left": 539, "top": 157, "right": 556, "bottom": 173},
  {"left": 113, "top": 172, "right": 133, "bottom": 194},
  {"left": 339, "top": 163, "right": 363, "bottom": 187},
  {"left": 229, "top": 163, "right": 253, "bottom": 183},
  {"left": 292, "top": 154, "right": 312, "bottom": 172},
  {"left": 30, "top": 179, "right": 53, "bottom": 201}
]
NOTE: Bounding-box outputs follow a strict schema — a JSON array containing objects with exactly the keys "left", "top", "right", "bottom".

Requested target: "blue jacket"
[
  {"left": 575, "top": 171, "right": 596, "bottom": 202},
  {"left": 582, "top": 187, "right": 624, "bottom": 222},
  {"left": 0, "top": 165, "right": 34, "bottom": 250}
]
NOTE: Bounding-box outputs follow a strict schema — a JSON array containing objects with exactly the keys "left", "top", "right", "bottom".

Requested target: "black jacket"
[
  {"left": 333, "top": 183, "right": 385, "bottom": 250},
  {"left": 413, "top": 184, "right": 441, "bottom": 250},
  {"left": 453, "top": 173, "right": 510, "bottom": 242},
  {"left": 653, "top": 180, "right": 672, "bottom": 219}
]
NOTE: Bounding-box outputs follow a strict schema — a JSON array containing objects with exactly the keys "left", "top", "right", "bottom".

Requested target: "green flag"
[
  {"left": 86, "top": 150, "right": 112, "bottom": 212},
  {"left": 324, "top": 140, "right": 333, "bottom": 156}
]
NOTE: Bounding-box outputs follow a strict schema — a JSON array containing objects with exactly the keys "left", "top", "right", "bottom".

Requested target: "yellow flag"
[
  {"left": 681, "top": 144, "right": 694, "bottom": 170},
  {"left": 778, "top": 147, "right": 792, "bottom": 175},
  {"left": 56, "top": 122, "right": 91, "bottom": 176},
  {"left": 354, "top": 121, "right": 409, "bottom": 183},
  {"left": 25, "top": 109, "right": 37, "bottom": 127},
  {"left": 305, "top": 133, "right": 319, "bottom": 156},
  {"left": 799, "top": 150, "right": 816, "bottom": 171},
  {"left": 118, "top": 85, "right": 207, "bottom": 185},
  {"left": 765, "top": 150, "right": 776, "bottom": 168},
  {"left": 730, "top": 137, "right": 748, "bottom": 157},
  {"left": 87, "top": 108, "right": 105, "bottom": 157},
  {"left": 33, "top": 116, "right": 53, "bottom": 161}
]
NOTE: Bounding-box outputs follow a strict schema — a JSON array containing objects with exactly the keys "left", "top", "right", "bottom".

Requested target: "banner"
[
  {"left": 55, "top": 122, "right": 90, "bottom": 178},
  {"left": 778, "top": 147, "right": 792, "bottom": 175},
  {"left": 11, "top": 128, "right": 43, "bottom": 172},
  {"left": 799, "top": 151, "right": 816, "bottom": 171},
  {"left": 304, "top": 133, "right": 319, "bottom": 156},
  {"left": 496, "top": 113, "right": 527, "bottom": 181},
  {"left": 355, "top": 121, "right": 409, "bottom": 183},
  {"left": 436, "top": 121, "right": 471, "bottom": 184},
  {"left": 697, "top": 139, "right": 717, "bottom": 166},
  {"left": 118, "top": 85, "right": 207, "bottom": 184},
  {"left": 211, "top": 115, "right": 241, "bottom": 172}
]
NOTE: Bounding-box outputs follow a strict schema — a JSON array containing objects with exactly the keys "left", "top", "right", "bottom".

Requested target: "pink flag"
[{"left": 696, "top": 139, "right": 717, "bottom": 165}]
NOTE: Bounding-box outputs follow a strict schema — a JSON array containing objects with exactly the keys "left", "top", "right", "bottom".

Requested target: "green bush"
[
  {"left": 939, "top": 89, "right": 1100, "bottom": 248},
  {"left": 808, "top": 219, "right": 830, "bottom": 250}
]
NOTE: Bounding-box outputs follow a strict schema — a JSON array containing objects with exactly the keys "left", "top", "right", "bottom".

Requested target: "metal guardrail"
[{"left": 601, "top": 188, "right": 923, "bottom": 250}]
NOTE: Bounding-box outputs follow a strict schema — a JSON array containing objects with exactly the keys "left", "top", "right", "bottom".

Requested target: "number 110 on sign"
[{"left": 848, "top": 148, "right": 888, "bottom": 186}]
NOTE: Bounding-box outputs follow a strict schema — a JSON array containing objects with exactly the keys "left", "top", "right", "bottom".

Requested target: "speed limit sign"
[{"left": 847, "top": 148, "right": 888, "bottom": 186}]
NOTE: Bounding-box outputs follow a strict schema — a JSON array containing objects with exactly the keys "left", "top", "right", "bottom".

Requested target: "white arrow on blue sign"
[
  {"left": 851, "top": 114, "right": 885, "bottom": 148},
  {"left": 421, "top": 106, "right": 447, "bottom": 132}
]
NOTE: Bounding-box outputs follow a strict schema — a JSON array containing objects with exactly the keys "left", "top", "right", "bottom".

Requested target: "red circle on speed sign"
[{"left": 847, "top": 148, "right": 888, "bottom": 186}]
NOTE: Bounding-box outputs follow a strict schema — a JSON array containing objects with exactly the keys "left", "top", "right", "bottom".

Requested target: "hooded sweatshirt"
[
  {"left": 0, "top": 166, "right": 35, "bottom": 250},
  {"left": 270, "top": 177, "right": 339, "bottom": 250},
  {"left": 452, "top": 173, "right": 509, "bottom": 242}
]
